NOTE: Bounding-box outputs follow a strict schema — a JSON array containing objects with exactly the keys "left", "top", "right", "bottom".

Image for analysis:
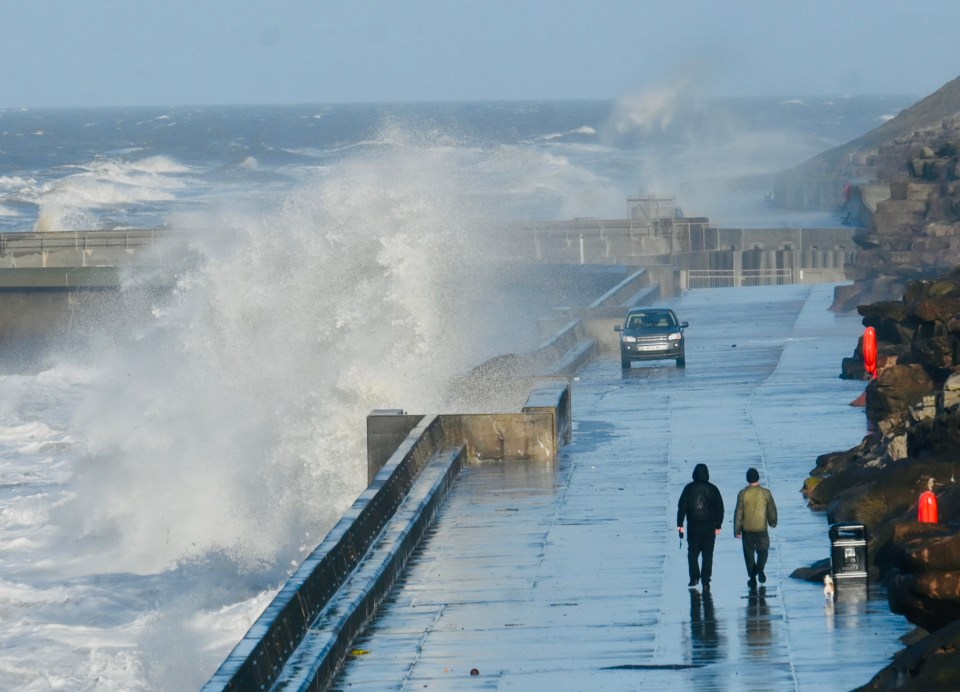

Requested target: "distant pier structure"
[
  {"left": 507, "top": 195, "right": 858, "bottom": 288},
  {"left": 0, "top": 205, "right": 857, "bottom": 354},
  {"left": 0, "top": 230, "right": 178, "bottom": 356}
]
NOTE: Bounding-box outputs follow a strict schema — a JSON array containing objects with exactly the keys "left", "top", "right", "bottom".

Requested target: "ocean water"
[{"left": 0, "top": 94, "right": 914, "bottom": 689}]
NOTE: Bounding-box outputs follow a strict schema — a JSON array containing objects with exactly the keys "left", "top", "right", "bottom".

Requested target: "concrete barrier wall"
[
  {"left": 503, "top": 220, "right": 857, "bottom": 264},
  {"left": 590, "top": 268, "right": 649, "bottom": 307},
  {"left": 443, "top": 411, "right": 557, "bottom": 462},
  {"left": 442, "top": 385, "right": 570, "bottom": 461},
  {"left": 522, "top": 384, "right": 572, "bottom": 447},
  {"left": 204, "top": 414, "right": 449, "bottom": 691},
  {"left": 206, "top": 385, "right": 572, "bottom": 690},
  {"left": 366, "top": 385, "right": 571, "bottom": 477},
  {"left": 462, "top": 319, "right": 597, "bottom": 381},
  {"left": 272, "top": 444, "right": 467, "bottom": 690},
  {"left": 533, "top": 320, "right": 599, "bottom": 377}
]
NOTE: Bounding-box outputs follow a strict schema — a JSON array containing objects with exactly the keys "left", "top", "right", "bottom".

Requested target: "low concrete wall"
[
  {"left": 204, "top": 414, "right": 450, "bottom": 691},
  {"left": 272, "top": 444, "right": 466, "bottom": 690},
  {"left": 465, "top": 268, "right": 670, "bottom": 383},
  {"left": 462, "top": 319, "right": 597, "bottom": 382},
  {"left": 534, "top": 320, "right": 598, "bottom": 378},
  {"left": 206, "top": 385, "right": 573, "bottom": 691},
  {"left": 590, "top": 268, "right": 651, "bottom": 307},
  {"left": 366, "top": 385, "right": 570, "bottom": 478},
  {"left": 523, "top": 384, "right": 572, "bottom": 447},
  {"left": 441, "top": 411, "right": 558, "bottom": 462},
  {"left": 446, "top": 384, "right": 570, "bottom": 461}
]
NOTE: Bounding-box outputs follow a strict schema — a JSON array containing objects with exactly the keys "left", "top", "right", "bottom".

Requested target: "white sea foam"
[
  {"left": 31, "top": 156, "right": 194, "bottom": 232},
  {"left": 122, "top": 155, "right": 191, "bottom": 175},
  {"left": 0, "top": 175, "right": 36, "bottom": 190},
  {"left": 537, "top": 125, "right": 597, "bottom": 141}
]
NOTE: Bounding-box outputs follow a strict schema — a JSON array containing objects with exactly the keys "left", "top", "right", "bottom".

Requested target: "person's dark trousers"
[
  {"left": 687, "top": 524, "right": 717, "bottom": 584},
  {"left": 742, "top": 531, "right": 770, "bottom": 583}
]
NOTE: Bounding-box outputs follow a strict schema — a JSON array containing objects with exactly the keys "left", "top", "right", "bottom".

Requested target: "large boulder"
[
  {"left": 909, "top": 336, "right": 956, "bottom": 370},
  {"left": 854, "top": 619, "right": 960, "bottom": 691},
  {"left": 889, "top": 522, "right": 960, "bottom": 573},
  {"left": 823, "top": 462, "right": 928, "bottom": 529},
  {"left": 887, "top": 569, "right": 960, "bottom": 631},
  {"left": 831, "top": 277, "right": 910, "bottom": 312},
  {"left": 859, "top": 301, "right": 912, "bottom": 343},
  {"left": 911, "top": 296, "right": 960, "bottom": 324},
  {"left": 866, "top": 364, "right": 936, "bottom": 418},
  {"left": 911, "top": 407, "right": 960, "bottom": 453},
  {"left": 942, "top": 372, "right": 960, "bottom": 410},
  {"left": 803, "top": 451, "right": 960, "bottom": 579}
]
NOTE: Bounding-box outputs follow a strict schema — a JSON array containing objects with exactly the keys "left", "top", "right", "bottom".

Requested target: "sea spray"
[
  {"left": 57, "top": 138, "right": 501, "bottom": 573},
  {"left": 28, "top": 130, "right": 580, "bottom": 688}
]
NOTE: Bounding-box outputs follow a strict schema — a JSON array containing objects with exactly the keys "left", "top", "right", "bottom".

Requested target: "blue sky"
[{"left": 3, "top": 0, "right": 959, "bottom": 108}]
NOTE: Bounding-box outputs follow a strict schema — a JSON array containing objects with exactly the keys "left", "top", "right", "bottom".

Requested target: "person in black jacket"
[{"left": 677, "top": 463, "right": 724, "bottom": 589}]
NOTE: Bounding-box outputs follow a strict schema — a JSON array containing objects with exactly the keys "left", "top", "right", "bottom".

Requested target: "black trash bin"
[{"left": 829, "top": 522, "right": 868, "bottom": 582}]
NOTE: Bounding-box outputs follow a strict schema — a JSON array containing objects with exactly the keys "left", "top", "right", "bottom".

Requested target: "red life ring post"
[{"left": 863, "top": 326, "right": 878, "bottom": 379}]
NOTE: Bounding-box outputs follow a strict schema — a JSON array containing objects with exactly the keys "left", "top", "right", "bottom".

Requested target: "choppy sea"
[{"left": 0, "top": 94, "right": 914, "bottom": 689}]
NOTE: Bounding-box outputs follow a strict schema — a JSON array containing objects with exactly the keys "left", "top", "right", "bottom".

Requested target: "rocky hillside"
[
  {"left": 787, "top": 74, "right": 960, "bottom": 309},
  {"left": 798, "top": 75, "right": 960, "bottom": 183}
]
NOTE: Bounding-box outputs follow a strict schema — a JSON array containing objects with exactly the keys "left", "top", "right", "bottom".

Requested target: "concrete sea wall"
[{"left": 204, "top": 385, "right": 571, "bottom": 691}]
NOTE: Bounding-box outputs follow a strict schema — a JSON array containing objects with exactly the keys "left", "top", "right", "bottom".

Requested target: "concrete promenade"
[{"left": 331, "top": 283, "right": 912, "bottom": 691}]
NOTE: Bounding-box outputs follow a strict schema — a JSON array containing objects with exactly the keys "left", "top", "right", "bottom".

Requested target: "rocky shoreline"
[
  {"left": 776, "top": 74, "right": 960, "bottom": 688},
  {"left": 795, "top": 277, "right": 960, "bottom": 689}
]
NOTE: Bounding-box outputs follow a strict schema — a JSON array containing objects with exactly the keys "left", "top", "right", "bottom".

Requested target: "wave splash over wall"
[{"left": 33, "top": 129, "right": 550, "bottom": 688}]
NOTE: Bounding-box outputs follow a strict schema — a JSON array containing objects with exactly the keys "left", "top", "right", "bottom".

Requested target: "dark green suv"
[{"left": 614, "top": 307, "right": 688, "bottom": 368}]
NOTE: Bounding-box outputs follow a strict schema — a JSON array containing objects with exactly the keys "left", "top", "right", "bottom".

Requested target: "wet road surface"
[{"left": 331, "top": 283, "right": 912, "bottom": 691}]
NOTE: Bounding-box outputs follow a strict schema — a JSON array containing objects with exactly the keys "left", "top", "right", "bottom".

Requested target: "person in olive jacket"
[
  {"left": 734, "top": 467, "right": 778, "bottom": 589},
  {"left": 677, "top": 463, "right": 724, "bottom": 589}
]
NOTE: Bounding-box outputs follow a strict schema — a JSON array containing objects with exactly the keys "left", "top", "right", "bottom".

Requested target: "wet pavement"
[{"left": 331, "top": 283, "right": 912, "bottom": 691}]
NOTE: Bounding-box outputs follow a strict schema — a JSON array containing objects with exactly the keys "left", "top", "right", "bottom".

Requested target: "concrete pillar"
[{"left": 366, "top": 411, "right": 425, "bottom": 485}]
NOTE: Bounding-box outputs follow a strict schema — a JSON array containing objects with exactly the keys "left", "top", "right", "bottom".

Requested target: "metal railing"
[
  {"left": 0, "top": 230, "right": 164, "bottom": 256},
  {"left": 682, "top": 268, "right": 795, "bottom": 290}
]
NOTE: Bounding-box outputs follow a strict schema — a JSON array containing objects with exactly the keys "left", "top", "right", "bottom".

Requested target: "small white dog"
[{"left": 823, "top": 574, "right": 835, "bottom": 600}]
